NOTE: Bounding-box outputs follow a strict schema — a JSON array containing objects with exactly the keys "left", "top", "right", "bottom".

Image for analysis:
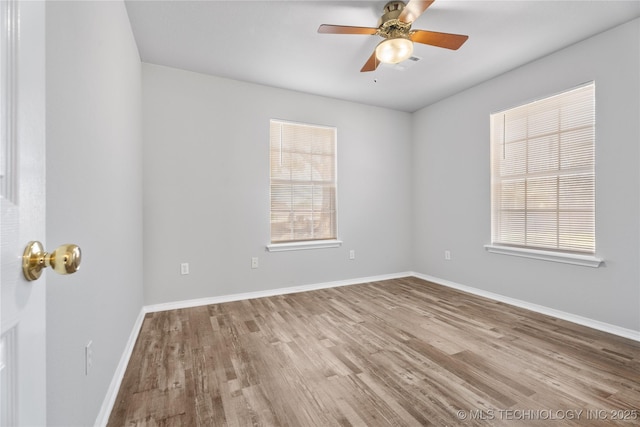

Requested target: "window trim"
[
  {"left": 267, "top": 239, "right": 343, "bottom": 252},
  {"left": 484, "top": 244, "right": 603, "bottom": 267},
  {"left": 489, "top": 82, "right": 597, "bottom": 257},
  {"left": 268, "top": 119, "right": 339, "bottom": 250}
]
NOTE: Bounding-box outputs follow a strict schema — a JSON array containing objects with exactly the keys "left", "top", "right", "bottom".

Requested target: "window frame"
[
  {"left": 266, "top": 119, "right": 341, "bottom": 252},
  {"left": 485, "top": 82, "right": 603, "bottom": 267}
]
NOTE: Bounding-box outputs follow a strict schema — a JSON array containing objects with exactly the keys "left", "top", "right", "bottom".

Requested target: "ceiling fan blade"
[
  {"left": 410, "top": 30, "right": 469, "bottom": 50},
  {"left": 318, "top": 24, "right": 378, "bottom": 35},
  {"left": 360, "top": 51, "right": 379, "bottom": 72},
  {"left": 398, "top": 0, "right": 435, "bottom": 23}
]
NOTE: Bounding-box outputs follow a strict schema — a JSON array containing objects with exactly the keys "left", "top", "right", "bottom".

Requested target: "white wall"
[
  {"left": 46, "top": 1, "right": 143, "bottom": 425},
  {"left": 142, "top": 64, "right": 413, "bottom": 305},
  {"left": 412, "top": 19, "right": 640, "bottom": 331}
]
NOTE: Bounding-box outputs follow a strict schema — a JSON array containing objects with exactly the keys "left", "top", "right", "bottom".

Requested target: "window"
[
  {"left": 268, "top": 119, "right": 338, "bottom": 249},
  {"left": 488, "top": 83, "right": 599, "bottom": 264}
]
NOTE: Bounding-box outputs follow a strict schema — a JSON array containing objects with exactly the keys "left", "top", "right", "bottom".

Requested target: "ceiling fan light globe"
[{"left": 375, "top": 37, "right": 413, "bottom": 64}]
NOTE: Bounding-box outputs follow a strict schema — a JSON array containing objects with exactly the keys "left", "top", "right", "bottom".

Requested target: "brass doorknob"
[{"left": 22, "top": 241, "right": 81, "bottom": 281}]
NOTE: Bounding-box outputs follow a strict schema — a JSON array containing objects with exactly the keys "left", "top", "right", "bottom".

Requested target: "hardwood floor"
[{"left": 107, "top": 277, "right": 640, "bottom": 426}]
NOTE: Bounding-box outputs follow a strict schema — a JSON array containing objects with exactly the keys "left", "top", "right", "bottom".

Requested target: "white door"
[{"left": 1, "top": 0, "right": 47, "bottom": 425}]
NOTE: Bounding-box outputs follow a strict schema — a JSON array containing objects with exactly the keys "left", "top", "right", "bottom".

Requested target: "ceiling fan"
[{"left": 318, "top": 0, "right": 469, "bottom": 72}]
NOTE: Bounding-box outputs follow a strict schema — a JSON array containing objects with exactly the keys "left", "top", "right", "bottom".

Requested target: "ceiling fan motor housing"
[
  {"left": 380, "top": 1, "right": 406, "bottom": 24},
  {"left": 378, "top": 1, "right": 412, "bottom": 40}
]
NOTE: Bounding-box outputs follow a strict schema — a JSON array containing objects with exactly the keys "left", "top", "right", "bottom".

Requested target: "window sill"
[
  {"left": 267, "top": 240, "right": 343, "bottom": 252},
  {"left": 484, "top": 244, "right": 603, "bottom": 268}
]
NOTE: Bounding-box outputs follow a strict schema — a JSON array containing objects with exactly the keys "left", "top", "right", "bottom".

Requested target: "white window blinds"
[
  {"left": 270, "top": 120, "right": 337, "bottom": 244},
  {"left": 490, "top": 83, "right": 595, "bottom": 254}
]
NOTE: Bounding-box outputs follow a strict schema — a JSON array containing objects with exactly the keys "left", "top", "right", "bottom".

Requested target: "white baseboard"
[
  {"left": 94, "top": 308, "right": 146, "bottom": 427},
  {"left": 411, "top": 272, "right": 640, "bottom": 342},
  {"left": 96, "top": 270, "right": 639, "bottom": 425},
  {"left": 143, "top": 271, "right": 413, "bottom": 314}
]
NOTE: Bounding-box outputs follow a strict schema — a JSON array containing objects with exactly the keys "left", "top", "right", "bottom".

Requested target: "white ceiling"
[{"left": 125, "top": 0, "right": 640, "bottom": 112}]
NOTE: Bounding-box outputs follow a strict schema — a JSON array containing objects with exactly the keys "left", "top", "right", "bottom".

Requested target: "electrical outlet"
[
  {"left": 180, "top": 263, "right": 189, "bottom": 275},
  {"left": 85, "top": 341, "right": 93, "bottom": 375},
  {"left": 251, "top": 257, "right": 259, "bottom": 269},
  {"left": 445, "top": 250, "right": 451, "bottom": 261},
  {"left": 349, "top": 250, "right": 355, "bottom": 260}
]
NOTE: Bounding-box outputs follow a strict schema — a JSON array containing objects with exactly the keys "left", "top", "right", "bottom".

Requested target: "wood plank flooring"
[{"left": 107, "top": 277, "right": 640, "bottom": 426}]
